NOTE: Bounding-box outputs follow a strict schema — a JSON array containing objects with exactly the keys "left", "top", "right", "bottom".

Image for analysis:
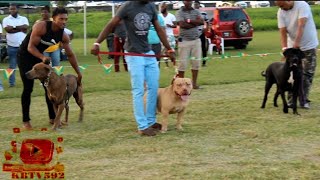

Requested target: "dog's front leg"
[
  {"left": 292, "top": 92, "right": 300, "bottom": 115},
  {"left": 52, "top": 104, "right": 65, "bottom": 130},
  {"left": 176, "top": 109, "right": 186, "bottom": 131},
  {"left": 161, "top": 112, "right": 170, "bottom": 133},
  {"left": 273, "top": 89, "right": 280, "bottom": 107},
  {"left": 280, "top": 92, "right": 288, "bottom": 113}
]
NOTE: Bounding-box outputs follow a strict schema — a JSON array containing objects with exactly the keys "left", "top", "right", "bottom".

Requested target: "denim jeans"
[
  {"left": 0, "top": 78, "right": 3, "bottom": 91},
  {"left": 7, "top": 46, "right": 19, "bottom": 86},
  {"left": 43, "top": 49, "right": 61, "bottom": 67},
  {"left": 125, "top": 50, "right": 160, "bottom": 130}
]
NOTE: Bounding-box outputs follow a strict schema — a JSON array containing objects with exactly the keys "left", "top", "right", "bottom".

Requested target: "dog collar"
[{"left": 43, "top": 70, "right": 52, "bottom": 87}]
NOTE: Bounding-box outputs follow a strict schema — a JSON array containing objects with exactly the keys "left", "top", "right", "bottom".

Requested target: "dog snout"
[{"left": 25, "top": 71, "right": 33, "bottom": 79}]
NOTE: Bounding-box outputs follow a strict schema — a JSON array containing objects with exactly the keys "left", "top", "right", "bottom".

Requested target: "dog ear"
[
  {"left": 171, "top": 73, "right": 179, "bottom": 85},
  {"left": 282, "top": 48, "right": 292, "bottom": 58}
]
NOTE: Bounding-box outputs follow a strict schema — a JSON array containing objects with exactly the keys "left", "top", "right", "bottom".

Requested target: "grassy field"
[{"left": 1, "top": 29, "right": 320, "bottom": 179}]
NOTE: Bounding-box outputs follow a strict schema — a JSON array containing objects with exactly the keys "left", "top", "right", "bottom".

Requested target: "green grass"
[{"left": 1, "top": 30, "right": 320, "bottom": 179}]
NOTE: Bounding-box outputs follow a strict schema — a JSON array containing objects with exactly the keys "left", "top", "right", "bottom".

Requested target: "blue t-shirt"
[{"left": 148, "top": 14, "right": 165, "bottom": 45}]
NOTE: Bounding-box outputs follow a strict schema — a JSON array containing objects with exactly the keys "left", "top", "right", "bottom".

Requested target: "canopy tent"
[{"left": 0, "top": 1, "right": 50, "bottom": 7}]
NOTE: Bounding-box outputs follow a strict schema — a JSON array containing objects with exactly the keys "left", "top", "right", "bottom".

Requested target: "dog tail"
[{"left": 261, "top": 71, "right": 266, "bottom": 77}]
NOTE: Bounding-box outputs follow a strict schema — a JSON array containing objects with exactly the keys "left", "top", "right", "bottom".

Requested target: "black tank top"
[{"left": 18, "top": 21, "right": 64, "bottom": 59}]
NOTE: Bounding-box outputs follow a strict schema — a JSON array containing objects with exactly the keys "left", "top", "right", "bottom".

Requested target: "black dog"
[{"left": 261, "top": 48, "right": 304, "bottom": 114}]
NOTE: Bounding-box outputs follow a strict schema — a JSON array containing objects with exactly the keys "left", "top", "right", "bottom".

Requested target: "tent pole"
[{"left": 83, "top": 1, "right": 87, "bottom": 56}]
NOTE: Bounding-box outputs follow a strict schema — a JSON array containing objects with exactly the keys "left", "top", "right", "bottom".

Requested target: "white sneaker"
[{"left": 301, "top": 103, "right": 310, "bottom": 109}]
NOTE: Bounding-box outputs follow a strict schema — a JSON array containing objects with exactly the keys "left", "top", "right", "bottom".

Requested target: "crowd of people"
[{"left": 0, "top": 1, "right": 318, "bottom": 136}]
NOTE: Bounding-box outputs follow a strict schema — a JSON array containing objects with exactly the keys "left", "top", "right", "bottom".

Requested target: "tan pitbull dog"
[
  {"left": 26, "top": 63, "right": 84, "bottom": 130},
  {"left": 157, "top": 75, "right": 193, "bottom": 132}
]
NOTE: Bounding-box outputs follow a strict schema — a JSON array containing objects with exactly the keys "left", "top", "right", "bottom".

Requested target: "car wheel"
[
  {"left": 234, "top": 19, "right": 250, "bottom": 37},
  {"left": 234, "top": 44, "right": 247, "bottom": 49}
]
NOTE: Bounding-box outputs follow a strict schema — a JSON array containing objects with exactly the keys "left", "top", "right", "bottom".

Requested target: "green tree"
[{"left": 55, "top": 0, "right": 69, "bottom": 7}]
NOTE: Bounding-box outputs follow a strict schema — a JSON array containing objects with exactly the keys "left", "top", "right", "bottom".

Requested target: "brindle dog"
[{"left": 26, "top": 63, "right": 84, "bottom": 130}]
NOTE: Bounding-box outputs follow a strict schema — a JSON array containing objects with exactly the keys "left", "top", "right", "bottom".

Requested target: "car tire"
[
  {"left": 234, "top": 19, "right": 250, "bottom": 37},
  {"left": 234, "top": 44, "right": 247, "bottom": 49}
]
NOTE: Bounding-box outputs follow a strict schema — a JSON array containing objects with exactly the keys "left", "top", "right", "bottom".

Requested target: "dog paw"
[
  {"left": 176, "top": 125, "right": 183, "bottom": 131},
  {"left": 61, "top": 121, "right": 68, "bottom": 126},
  {"left": 160, "top": 127, "right": 168, "bottom": 133}
]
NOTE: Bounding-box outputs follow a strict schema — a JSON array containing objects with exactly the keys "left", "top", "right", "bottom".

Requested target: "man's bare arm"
[
  {"left": 279, "top": 27, "right": 288, "bottom": 49},
  {"left": 294, "top": 17, "right": 307, "bottom": 48},
  {"left": 27, "top": 21, "right": 48, "bottom": 62}
]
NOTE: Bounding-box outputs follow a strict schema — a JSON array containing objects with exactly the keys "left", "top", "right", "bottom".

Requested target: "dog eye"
[{"left": 177, "top": 84, "right": 182, "bottom": 87}]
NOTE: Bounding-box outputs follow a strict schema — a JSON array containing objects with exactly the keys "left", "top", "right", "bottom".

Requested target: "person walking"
[
  {"left": 17, "top": 7, "right": 82, "bottom": 129},
  {"left": 91, "top": 1, "right": 175, "bottom": 136},
  {"left": 2, "top": 4, "right": 29, "bottom": 87},
  {"left": 275, "top": 1, "right": 318, "bottom": 108}
]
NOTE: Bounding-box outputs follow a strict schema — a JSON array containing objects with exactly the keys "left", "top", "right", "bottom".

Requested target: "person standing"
[
  {"left": 91, "top": 1, "right": 175, "bottom": 136},
  {"left": 2, "top": 4, "right": 29, "bottom": 87},
  {"left": 148, "top": 13, "right": 166, "bottom": 67},
  {"left": 176, "top": 0, "right": 204, "bottom": 89},
  {"left": 113, "top": 5, "right": 127, "bottom": 72},
  {"left": 275, "top": 1, "right": 318, "bottom": 108},
  {"left": 194, "top": 1, "right": 208, "bottom": 67},
  {"left": 35, "top": 5, "right": 60, "bottom": 67},
  {"left": 160, "top": 2, "right": 177, "bottom": 67},
  {"left": 0, "top": 22, "right": 3, "bottom": 91},
  {"left": 17, "top": 7, "right": 82, "bottom": 129},
  {"left": 61, "top": 27, "right": 73, "bottom": 61}
]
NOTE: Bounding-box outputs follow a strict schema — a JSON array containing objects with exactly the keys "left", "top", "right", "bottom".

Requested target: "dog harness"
[{"left": 44, "top": 70, "right": 70, "bottom": 106}]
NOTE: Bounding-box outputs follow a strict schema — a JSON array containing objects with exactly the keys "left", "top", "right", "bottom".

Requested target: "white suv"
[{"left": 250, "top": 1, "right": 270, "bottom": 8}]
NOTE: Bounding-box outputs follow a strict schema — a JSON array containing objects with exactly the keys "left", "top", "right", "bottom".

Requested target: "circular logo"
[{"left": 134, "top": 13, "right": 151, "bottom": 31}]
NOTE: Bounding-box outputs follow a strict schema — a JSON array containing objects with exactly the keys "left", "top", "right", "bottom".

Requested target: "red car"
[
  {"left": 173, "top": 7, "right": 253, "bottom": 52},
  {"left": 203, "top": 7, "right": 253, "bottom": 50}
]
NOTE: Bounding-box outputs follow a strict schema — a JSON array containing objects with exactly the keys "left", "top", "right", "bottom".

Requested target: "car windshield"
[{"left": 219, "top": 9, "right": 247, "bottom": 21}]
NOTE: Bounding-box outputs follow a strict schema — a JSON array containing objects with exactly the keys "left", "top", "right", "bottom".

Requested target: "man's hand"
[
  {"left": 91, "top": 43, "right": 100, "bottom": 56},
  {"left": 77, "top": 73, "right": 82, "bottom": 86},
  {"left": 41, "top": 56, "right": 51, "bottom": 64},
  {"left": 166, "top": 49, "right": 176, "bottom": 61},
  {"left": 293, "top": 42, "right": 300, "bottom": 49}
]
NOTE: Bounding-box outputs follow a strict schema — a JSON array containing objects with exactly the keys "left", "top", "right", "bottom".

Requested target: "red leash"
[{"left": 97, "top": 51, "right": 171, "bottom": 64}]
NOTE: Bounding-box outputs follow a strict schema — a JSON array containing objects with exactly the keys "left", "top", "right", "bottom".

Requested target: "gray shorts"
[{"left": 178, "top": 38, "right": 201, "bottom": 71}]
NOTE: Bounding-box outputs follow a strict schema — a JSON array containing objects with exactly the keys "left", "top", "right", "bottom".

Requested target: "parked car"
[
  {"left": 234, "top": 1, "right": 248, "bottom": 8},
  {"left": 204, "top": 7, "right": 253, "bottom": 50},
  {"left": 250, "top": 1, "right": 270, "bottom": 8},
  {"left": 173, "top": 7, "right": 253, "bottom": 51}
]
